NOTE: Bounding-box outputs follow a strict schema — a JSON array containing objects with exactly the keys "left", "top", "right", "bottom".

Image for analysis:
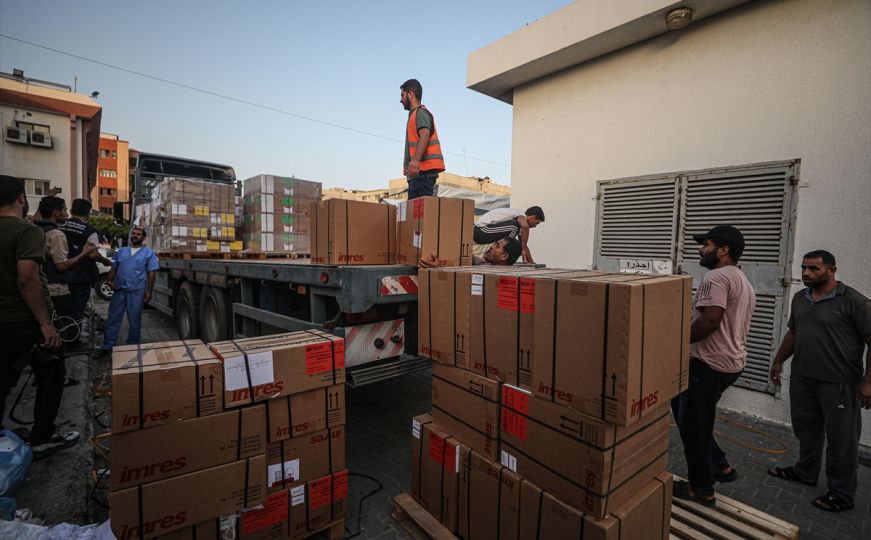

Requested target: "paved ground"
[{"left": 4, "top": 297, "right": 869, "bottom": 539}]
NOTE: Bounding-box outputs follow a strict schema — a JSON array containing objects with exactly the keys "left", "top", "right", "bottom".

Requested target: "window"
[
  {"left": 99, "top": 169, "right": 117, "bottom": 178},
  {"left": 25, "top": 179, "right": 51, "bottom": 196},
  {"left": 99, "top": 188, "right": 117, "bottom": 196},
  {"left": 100, "top": 207, "right": 112, "bottom": 214},
  {"left": 111, "top": 151, "right": 118, "bottom": 158},
  {"left": 16, "top": 121, "right": 50, "bottom": 134},
  {"left": 100, "top": 149, "right": 110, "bottom": 158}
]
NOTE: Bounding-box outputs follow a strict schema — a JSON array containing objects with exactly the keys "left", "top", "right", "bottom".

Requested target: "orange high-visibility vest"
[{"left": 407, "top": 106, "right": 445, "bottom": 173}]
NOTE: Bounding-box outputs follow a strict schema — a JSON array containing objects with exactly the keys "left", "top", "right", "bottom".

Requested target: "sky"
[{"left": 0, "top": 0, "right": 572, "bottom": 190}]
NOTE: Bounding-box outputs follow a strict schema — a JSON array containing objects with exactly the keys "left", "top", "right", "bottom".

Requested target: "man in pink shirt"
[{"left": 673, "top": 225, "right": 756, "bottom": 507}]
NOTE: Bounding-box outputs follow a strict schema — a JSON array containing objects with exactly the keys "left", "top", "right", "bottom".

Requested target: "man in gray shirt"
[{"left": 769, "top": 250, "right": 871, "bottom": 513}]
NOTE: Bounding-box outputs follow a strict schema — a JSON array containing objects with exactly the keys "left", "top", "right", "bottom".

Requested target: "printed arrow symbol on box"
[
  {"left": 209, "top": 374, "right": 215, "bottom": 393},
  {"left": 611, "top": 374, "right": 617, "bottom": 397},
  {"left": 200, "top": 375, "right": 205, "bottom": 394}
]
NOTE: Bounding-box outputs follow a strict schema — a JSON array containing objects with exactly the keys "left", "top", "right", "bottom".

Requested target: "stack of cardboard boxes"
[
  {"left": 413, "top": 266, "right": 693, "bottom": 539},
  {"left": 109, "top": 330, "right": 348, "bottom": 540},
  {"left": 310, "top": 196, "right": 473, "bottom": 266},
  {"left": 149, "top": 177, "right": 242, "bottom": 254},
  {"left": 241, "top": 175, "right": 322, "bottom": 255}
]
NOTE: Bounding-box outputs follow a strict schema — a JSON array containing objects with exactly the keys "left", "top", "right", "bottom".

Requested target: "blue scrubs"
[{"left": 102, "top": 246, "right": 160, "bottom": 349}]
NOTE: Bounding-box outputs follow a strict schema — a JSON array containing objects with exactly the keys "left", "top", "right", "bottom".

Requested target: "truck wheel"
[
  {"left": 200, "top": 286, "right": 230, "bottom": 343},
  {"left": 176, "top": 281, "right": 201, "bottom": 339},
  {"left": 94, "top": 275, "right": 114, "bottom": 301}
]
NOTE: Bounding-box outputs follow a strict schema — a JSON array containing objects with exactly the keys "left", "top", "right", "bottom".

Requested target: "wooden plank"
[
  {"left": 669, "top": 518, "right": 711, "bottom": 540},
  {"left": 392, "top": 493, "right": 457, "bottom": 540},
  {"left": 671, "top": 505, "right": 745, "bottom": 540},
  {"left": 715, "top": 497, "right": 799, "bottom": 539},
  {"left": 671, "top": 476, "right": 798, "bottom": 540},
  {"left": 293, "top": 517, "right": 345, "bottom": 540}
]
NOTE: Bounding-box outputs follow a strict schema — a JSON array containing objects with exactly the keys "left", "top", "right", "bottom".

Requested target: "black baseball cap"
[{"left": 693, "top": 225, "right": 745, "bottom": 258}]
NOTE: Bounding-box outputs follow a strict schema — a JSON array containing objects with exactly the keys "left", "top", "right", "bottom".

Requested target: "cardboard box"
[
  {"left": 310, "top": 199, "right": 396, "bottom": 265},
  {"left": 148, "top": 177, "right": 238, "bottom": 253},
  {"left": 110, "top": 455, "right": 266, "bottom": 540},
  {"left": 209, "top": 331, "right": 345, "bottom": 408},
  {"left": 266, "top": 384, "right": 345, "bottom": 442},
  {"left": 457, "top": 449, "right": 524, "bottom": 540},
  {"left": 111, "top": 340, "right": 223, "bottom": 434},
  {"left": 418, "top": 267, "right": 597, "bottom": 382},
  {"left": 459, "top": 449, "right": 672, "bottom": 540},
  {"left": 111, "top": 405, "right": 267, "bottom": 490},
  {"left": 499, "top": 385, "right": 669, "bottom": 518},
  {"left": 265, "top": 426, "right": 345, "bottom": 494},
  {"left": 431, "top": 363, "right": 500, "bottom": 463},
  {"left": 157, "top": 470, "right": 348, "bottom": 540},
  {"left": 533, "top": 273, "right": 692, "bottom": 425},
  {"left": 410, "top": 414, "right": 464, "bottom": 533},
  {"left": 396, "top": 196, "right": 474, "bottom": 266}
]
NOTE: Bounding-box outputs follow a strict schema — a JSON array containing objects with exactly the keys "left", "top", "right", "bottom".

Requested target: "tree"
[{"left": 89, "top": 213, "right": 129, "bottom": 244}]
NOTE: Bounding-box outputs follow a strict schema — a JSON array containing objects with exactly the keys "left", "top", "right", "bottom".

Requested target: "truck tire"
[
  {"left": 176, "top": 281, "right": 201, "bottom": 339},
  {"left": 200, "top": 286, "right": 230, "bottom": 343}
]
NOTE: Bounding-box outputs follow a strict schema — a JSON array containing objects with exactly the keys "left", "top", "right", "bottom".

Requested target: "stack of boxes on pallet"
[
  {"left": 414, "top": 266, "right": 693, "bottom": 539},
  {"left": 145, "top": 177, "right": 242, "bottom": 254},
  {"left": 241, "top": 175, "right": 322, "bottom": 255},
  {"left": 309, "top": 196, "right": 473, "bottom": 266},
  {"left": 109, "top": 331, "right": 347, "bottom": 540}
]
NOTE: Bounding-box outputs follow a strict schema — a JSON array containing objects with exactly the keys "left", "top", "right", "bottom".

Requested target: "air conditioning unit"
[
  {"left": 29, "top": 132, "right": 53, "bottom": 148},
  {"left": 4, "top": 126, "right": 28, "bottom": 144}
]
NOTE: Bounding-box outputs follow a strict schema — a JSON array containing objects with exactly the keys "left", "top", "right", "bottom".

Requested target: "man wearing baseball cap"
[{"left": 673, "top": 225, "right": 756, "bottom": 507}]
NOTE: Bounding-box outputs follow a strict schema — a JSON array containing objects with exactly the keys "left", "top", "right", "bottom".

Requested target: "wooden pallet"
[
  {"left": 157, "top": 251, "right": 239, "bottom": 260},
  {"left": 294, "top": 517, "right": 345, "bottom": 540},
  {"left": 236, "top": 251, "right": 312, "bottom": 260},
  {"left": 670, "top": 478, "right": 799, "bottom": 540},
  {"left": 392, "top": 493, "right": 457, "bottom": 540}
]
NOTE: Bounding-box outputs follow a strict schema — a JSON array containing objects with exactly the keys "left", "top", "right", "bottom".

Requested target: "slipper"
[
  {"left": 714, "top": 466, "right": 738, "bottom": 483},
  {"left": 812, "top": 491, "right": 854, "bottom": 513},
  {"left": 673, "top": 480, "right": 716, "bottom": 507},
  {"left": 768, "top": 466, "right": 817, "bottom": 487},
  {"left": 30, "top": 431, "right": 81, "bottom": 460},
  {"left": 63, "top": 376, "right": 80, "bottom": 387}
]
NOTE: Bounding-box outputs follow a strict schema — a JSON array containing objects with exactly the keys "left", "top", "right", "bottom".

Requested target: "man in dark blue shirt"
[{"left": 769, "top": 250, "right": 871, "bottom": 513}]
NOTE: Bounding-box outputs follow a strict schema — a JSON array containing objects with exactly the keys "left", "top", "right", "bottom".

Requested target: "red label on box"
[
  {"left": 502, "top": 386, "right": 530, "bottom": 413},
  {"left": 309, "top": 476, "right": 332, "bottom": 509},
  {"left": 429, "top": 433, "right": 445, "bottom": 464},
  {"left": 413, "top": 198, "right": 425, "bottom": 219},
  {"left": 444, "top": 442, "right": 458, "bottom": 473},
  {"left": 241, "top": 490, "right": 289, "bottom": 534},
  {"left": 502, "top": 408, "right": 528, "bottom": 441},
  {"left": 497, "top": 277, "right": 519, "bottom": 310},
  {"left": 305, "top": 341, "right": 344, "bottom": 374},
  {"left": 519, "top": 278, "right": 536, "bottom": 314},
  {"left": 333, "top": 470, "right": 349, "bottom": 502}
]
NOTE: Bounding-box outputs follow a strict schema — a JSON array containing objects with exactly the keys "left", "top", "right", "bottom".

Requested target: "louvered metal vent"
[
  {"left": 599, "top": 180, "right": 676, "bottom": 259},
  {"left": 682, "top": 170, "right": 788, "bottom": 264},
  {"left": 741, "top": 294, "right": 779, "bottom": 391}
]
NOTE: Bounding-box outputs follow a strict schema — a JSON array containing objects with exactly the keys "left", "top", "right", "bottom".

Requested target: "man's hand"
[
  {"left": 522, "top": 248, "right": 535, "bottom": 264},
  {"left": 770, "top": 360, "right": 783, "bottom": 386},
  {"left": 144, "top": 290, "right": 153, "bottom": 304},
  {"left": 40, "top": 322, "right": 62, "bottom": 350},
  {"left": 858, "top": 380, "right": 871, "bottom": 410},
  {"left": 84, "top": 243, "right": 97, "bottom": 258},
  {"left": 418, "top": 253, "right": 445, "bottom": 269},
  {"left": 408, "top": 159, "right": 421, "bottom": 178},
  {"left": 108, "top": 281, "right": 118, "bottom": 290}
]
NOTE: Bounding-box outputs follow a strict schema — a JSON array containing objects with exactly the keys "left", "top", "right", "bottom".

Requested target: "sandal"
[
  {"left": 812, "top": 491, "right": 854, "bottom": 513},
  {"left": 63, "top": 376, "right": 80, "bottom": 387},
  {"left": 673, "top": 480, "right": 716, "bottom": 508},
  {"left": 767, "top": 466, "right": 817, "bottom": 487},
  {"left": 714, "top": 466, "right": 738, "bottom": 483}
]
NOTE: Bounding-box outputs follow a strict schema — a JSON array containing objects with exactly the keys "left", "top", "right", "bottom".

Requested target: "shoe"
[
  {"left": 93, "top": 348, "right": 112, "bottom": 359},
  {"left": 30, "top": 431, "right": 81, "bottom": 460},
  {"left": 714, "top": 466, "right": 738, "bottom": 483}
]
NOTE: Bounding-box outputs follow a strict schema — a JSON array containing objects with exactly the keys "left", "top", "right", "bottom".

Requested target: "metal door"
[{"left": 595, "top": 160, "right": 799, "bottom": 393}]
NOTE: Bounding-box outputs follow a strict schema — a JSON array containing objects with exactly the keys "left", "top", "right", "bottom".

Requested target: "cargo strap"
[
  {"left": 136, "top": 345, "right": 145, "bottom": 430},
  {"left": 181, "top": 340, "right": 200, "bottom": 417},
  {"left": 229, "top": 339, "right": 256, "bottom": 405}
]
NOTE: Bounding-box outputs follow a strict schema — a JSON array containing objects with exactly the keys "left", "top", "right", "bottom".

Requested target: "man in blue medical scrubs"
[{"left": 94, "top": 227, "right": 159, "bottom": 358}]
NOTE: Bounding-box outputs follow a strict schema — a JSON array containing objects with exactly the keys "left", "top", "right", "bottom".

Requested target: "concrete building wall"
[
  {"left": 0, "top": 105, "right": 72, "bottom": 210},
  {"left": 503, "top": 0, "right": 870, "bottom": 443}
]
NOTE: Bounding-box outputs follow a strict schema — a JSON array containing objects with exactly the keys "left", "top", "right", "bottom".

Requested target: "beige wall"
[
  {"left": 504, "top": 0, "right": 870, "bottom": 442},
  {"left": 0, "top": 106, "right": 74, "bottom": 210}
]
